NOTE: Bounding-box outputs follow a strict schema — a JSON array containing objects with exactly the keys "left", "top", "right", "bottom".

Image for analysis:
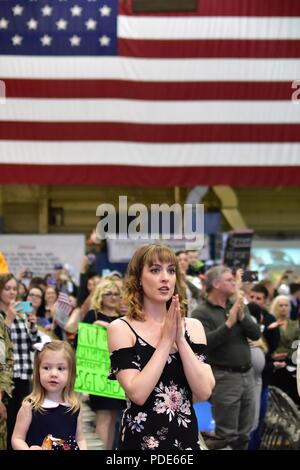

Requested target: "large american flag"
[{"left": 0, "top": 0, "right": 300, "bottom": 187}]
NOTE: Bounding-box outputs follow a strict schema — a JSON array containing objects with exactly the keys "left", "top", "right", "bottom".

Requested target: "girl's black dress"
[
  {"left": 109, "top": 319, "right": 208, "bottom": 450},
  {"left": 26, "top": 399, "right": 79, "bottom": 449}
]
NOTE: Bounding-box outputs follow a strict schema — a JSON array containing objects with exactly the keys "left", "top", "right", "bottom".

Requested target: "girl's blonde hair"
[
  {"left": 90, "top": 278, "right": 121, "bottom": 313},
  {"left": 124, "top": 243, "right": 187, "bottom": 321},
  {"left": 269, "top": 295, "right": 290, "bottom": 318},
  {"left": 24, "top": 340, "right": 80, "bottom": 413}
]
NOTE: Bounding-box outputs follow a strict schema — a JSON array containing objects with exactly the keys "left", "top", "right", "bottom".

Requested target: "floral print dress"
[{"left": 109, "top": 319, "right": 207, "bottom": 450}]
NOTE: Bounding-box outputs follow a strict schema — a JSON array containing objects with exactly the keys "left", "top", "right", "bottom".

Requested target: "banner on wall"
[
  {"left": 0, "top": 234, "right": 85, "bottom": 281},
  {"left": 107, "top": 236, "right": 210, "bottom": 263}
]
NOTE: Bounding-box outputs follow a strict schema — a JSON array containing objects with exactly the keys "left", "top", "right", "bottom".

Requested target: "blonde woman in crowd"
[{"left": 270, "top": 295, "right": 300, "bottom": 404}]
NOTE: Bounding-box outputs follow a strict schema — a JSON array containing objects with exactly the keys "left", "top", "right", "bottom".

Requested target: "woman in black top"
[{"left": 108, "top": 244, "right": 215, "bottom": 450}]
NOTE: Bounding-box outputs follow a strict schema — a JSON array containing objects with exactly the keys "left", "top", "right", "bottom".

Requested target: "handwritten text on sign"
[{"left": 75, "top": 323, "right": 125, "bottom": 399}]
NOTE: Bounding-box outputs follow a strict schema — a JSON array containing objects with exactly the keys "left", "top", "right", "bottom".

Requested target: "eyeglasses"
[
  {"left": 28, "top": 293, "right": 42, "bottom": 299},
  {"left": 103, "top": 292, "right": 120, "bottom": 298}
]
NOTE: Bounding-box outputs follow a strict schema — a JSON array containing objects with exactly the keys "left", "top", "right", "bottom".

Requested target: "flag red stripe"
[
  {"left": 1, "top": 122, "right": 300, "bottom": 143},
  {"left": 119, "top": 0, "right": 300, "bottom": 17},
  {"left": 0, "top": 164, "right": 299, "bottom": 187},
  {"left": 4, "top": 79, "right": 293, "bottom": 100},
  {"left": 119, "top": 39, "right": 300, "bottom": 58}
]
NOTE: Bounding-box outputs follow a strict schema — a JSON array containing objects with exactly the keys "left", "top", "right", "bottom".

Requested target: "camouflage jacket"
[{"left": 0, "top": 310, "right": 14, "bottom": 397}]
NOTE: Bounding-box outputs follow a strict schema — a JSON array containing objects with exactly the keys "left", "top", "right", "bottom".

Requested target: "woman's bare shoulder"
[
  {"left": 185, "top": 317, "right": 206, "bottom": 344},
  {"left": 107, "top": 317, "right": 136, "bottom": 350},
  {"left": 108, "top": 317, "right": 129, "bottom": 331}
]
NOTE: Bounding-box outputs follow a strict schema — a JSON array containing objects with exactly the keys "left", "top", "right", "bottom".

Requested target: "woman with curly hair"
[{"left": 108, "top": 243, "right": 215, "bottom": 450}]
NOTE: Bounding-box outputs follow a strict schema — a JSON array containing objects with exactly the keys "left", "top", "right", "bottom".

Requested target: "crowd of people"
[{"left": 0, "top": 243, "right": 300, "bottom": 451}]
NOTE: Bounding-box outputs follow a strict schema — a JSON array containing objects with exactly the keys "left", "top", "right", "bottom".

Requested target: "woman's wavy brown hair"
[{"left": 124, "top": 243, "right": 187, "bottom": 321}]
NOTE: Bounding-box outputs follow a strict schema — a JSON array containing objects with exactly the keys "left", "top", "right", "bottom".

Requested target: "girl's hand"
[
  {"left": 30, "top": 445, "right": 43, "bottom": 450},
  {"left": 161, "top": 296, "right": 178, "bottom": 347}
]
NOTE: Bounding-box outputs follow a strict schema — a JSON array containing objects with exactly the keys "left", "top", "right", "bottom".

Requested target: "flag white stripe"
[
  {"left": 1, "top": 141, "right": 299, "bottom": 165},
  {"left": 1, "top": 57, "right": 300, "bottom": 81},
  {"left": 118, "top": 16, "right": 300, "bottom": 40},
  {"left": 1, "top": 99, "right": 299, "bottom": 123}
]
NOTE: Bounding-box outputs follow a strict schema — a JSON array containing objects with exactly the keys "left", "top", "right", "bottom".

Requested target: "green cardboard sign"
[{"left": 75, "top": 322, "right": 125, "bottom": 399}]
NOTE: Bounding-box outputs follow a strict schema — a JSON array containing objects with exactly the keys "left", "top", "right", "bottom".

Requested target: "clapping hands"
[{"left": 161, "top": 295, "right": 183, "bottom": 348}]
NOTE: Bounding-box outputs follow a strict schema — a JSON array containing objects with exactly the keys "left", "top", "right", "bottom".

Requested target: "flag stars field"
[
  {"left": 85, "top": 19, "right": 97, "bottom": 31},
  {"left": 0, "top": 18, "right": 9, "bottom": 29},
  {"left": 12, "top": 5, "right": 24, "bottom": 16},
  {"left": 69, "top": 35, "right": 81, "bottom": 46},
  {"left": 41, "top": 5, "right": 53, "bottom": 17},
  {"left": 99, "top": 35, "right": 110, "bottom": 46},
  {"left": 99, "top": 5, "right": 112, "bottom": 17},
  {"left": 11, "top": 34, "right": 22, "bottom": 46},
  {"left": 27, "top": 19, "right": 38, "bottom": 30},
  {"left": 70, "top": 5, "right": 83, "bottom": 17},
  {"left": 40, "top": 35, "right": 53, "bottom": 46},
  {"left": 56, "top": 19, "right": 68, "bottom": 30}
]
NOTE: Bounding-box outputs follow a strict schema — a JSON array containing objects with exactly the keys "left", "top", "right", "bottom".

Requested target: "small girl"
[{"left": 11, "top": 340, "right": 87, "bottom": 450}]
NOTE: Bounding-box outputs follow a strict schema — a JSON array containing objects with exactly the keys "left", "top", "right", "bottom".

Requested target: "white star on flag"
[
  {"left": 11, "top": 34, "right": 23, "bottom": 45},
  {"left": 40, "top": 35, "right": 52, "bottom": 46},
  {"left": 56, "top": 18, "right": 68, "bottom": 30},
  {"left": 85, "top": 18, "right": 97, "bottom": 30},
  {"left": 27, "top": 18, "right": 38, "bottom": 30},
  {"left": 69, "top": 35, "right": 81, "bottom": 46},
  {"left": 70, "top": 5, "right": 82, "bottom": 17},
  {"left": 12, "top": 5, "right": 24, "bottom": 16},
  {"left": 99, "top": 35, "right": 110, "bottom": 46},
  {"left": 99, "top": 5, "right": 111, "bottom": 17},
  {"left": 41, "top": 5, "right": 53, "bottom": 16},
  {"left": 0, "top": 18, "right": 9, "bottom": 29}
]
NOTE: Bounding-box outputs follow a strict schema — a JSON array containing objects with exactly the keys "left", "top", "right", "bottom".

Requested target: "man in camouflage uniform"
[{"left": 0, "top": 309, "right": 14, "bottom": 450}]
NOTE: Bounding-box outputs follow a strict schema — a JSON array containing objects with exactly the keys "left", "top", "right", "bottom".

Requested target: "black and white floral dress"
[{"left": 109, "top": 319, "right": 207, "bottom": 450}]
